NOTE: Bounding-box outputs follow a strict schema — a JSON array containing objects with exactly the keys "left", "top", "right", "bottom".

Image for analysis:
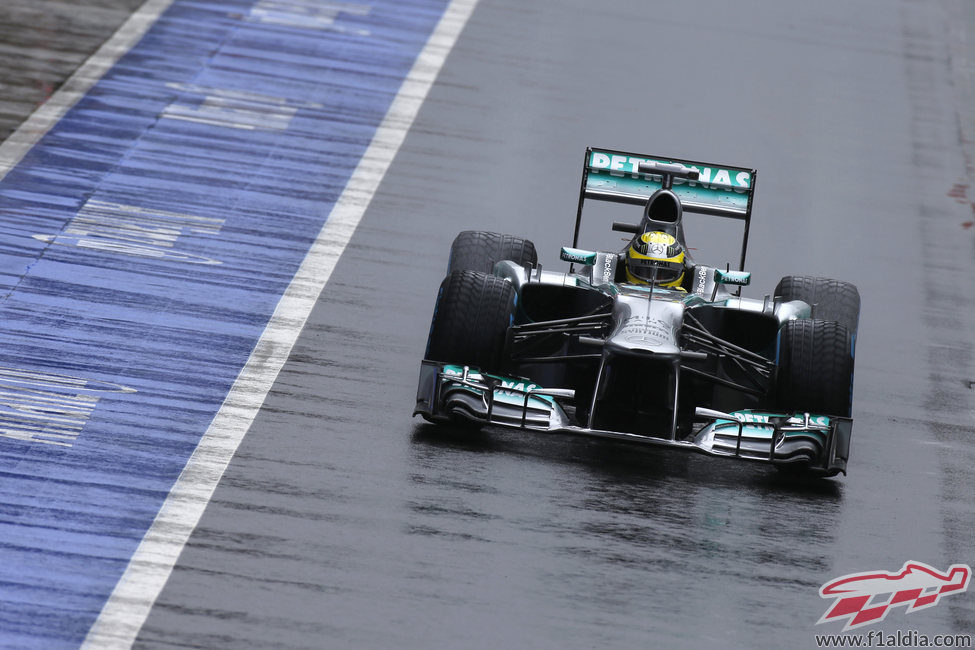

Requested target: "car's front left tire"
[
  {"left": 775, "top": 318, "right": 854, "bottom": 417},
  {"left": 775, "top": 275, "right": 860, "bottom": 335}
]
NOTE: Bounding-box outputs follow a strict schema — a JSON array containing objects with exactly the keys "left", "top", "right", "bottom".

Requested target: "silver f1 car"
[{"left": 414, "top": 147, "right": 859, "bottom": 477}]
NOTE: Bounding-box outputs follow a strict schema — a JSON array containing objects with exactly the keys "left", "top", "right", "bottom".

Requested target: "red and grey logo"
[{"left": 818, "top": 561, "right": 970, "bottom": 631}]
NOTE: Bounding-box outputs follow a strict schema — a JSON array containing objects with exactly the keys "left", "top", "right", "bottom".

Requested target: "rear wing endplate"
[{"left": 573, "top": 147, "right": 758, "bottom": 269}]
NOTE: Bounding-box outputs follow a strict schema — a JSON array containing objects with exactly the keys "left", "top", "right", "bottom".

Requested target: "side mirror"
[
  {"left": 560, "top": 247, "right": 597, "bottom": 265},
  {"left": 714, "top": 269, "right": 751, "bottom": 286}
]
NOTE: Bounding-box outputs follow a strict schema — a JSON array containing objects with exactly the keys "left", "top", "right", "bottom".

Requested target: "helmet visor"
[{"left": 628, "top": 257, "right": 683, "bottom": 284}]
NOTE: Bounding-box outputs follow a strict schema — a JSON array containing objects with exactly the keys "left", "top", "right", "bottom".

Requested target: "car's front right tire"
[{"left": 425, "top": 269, "right": 515, "bottom": 373}]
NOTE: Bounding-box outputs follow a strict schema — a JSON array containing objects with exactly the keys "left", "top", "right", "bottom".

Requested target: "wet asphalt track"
[
  {"left": 3, "top": 0, "right": 975, "bottom": 648},
  {"left": 137, "top": 0, "right": 975, "bottom": 647},
  {"left": 0, "top": 0, "right": 145, "bottom": 142}
]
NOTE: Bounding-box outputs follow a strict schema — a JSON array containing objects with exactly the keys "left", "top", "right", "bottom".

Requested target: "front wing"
[{"left": 414, "top": 361, "right": 852, "bottom": 476}]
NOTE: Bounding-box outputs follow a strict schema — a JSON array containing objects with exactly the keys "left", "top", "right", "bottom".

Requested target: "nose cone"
[{"left": 606, "top": 294, "right": 682, "bottom": 357}]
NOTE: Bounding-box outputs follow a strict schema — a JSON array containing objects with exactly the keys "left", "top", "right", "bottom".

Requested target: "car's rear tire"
[
  {"left": 776, "top": 319, "right": 854, "bottom": 417},
  {"left": 775, "top": 276, "right": 860, "bottom": 335},
  {"left": 425, "top": 269, "right": 515, "bottom": 372},
  {"left": 448, "top": 231, "right": 537, "bottom": 274}
]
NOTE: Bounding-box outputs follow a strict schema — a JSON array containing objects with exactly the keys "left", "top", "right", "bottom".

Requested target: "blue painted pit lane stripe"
[{"left": 0, "top": 0, "right": 477, "bottom": 647}]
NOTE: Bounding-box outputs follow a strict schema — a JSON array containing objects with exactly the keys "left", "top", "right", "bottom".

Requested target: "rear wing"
[{"left": 573, "top": 147, "right": 758, "bottom": 269}]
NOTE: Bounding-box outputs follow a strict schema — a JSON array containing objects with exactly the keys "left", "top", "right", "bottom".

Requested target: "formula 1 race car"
[{"left": 414, "top": 147, "right": 859, "bottom": 476}]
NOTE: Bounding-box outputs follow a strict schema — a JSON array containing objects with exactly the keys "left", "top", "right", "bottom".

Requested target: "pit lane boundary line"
[
  {"left": 0, "top": 0, "right": 176, "bottom": 180},
  {"left": 81, "top": 0, "right": 480, "bottom": 646}
]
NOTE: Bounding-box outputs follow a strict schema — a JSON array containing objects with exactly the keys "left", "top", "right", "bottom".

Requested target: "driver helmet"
[{"left": 625, "top": 230, "right": 685, "bottom": 288}]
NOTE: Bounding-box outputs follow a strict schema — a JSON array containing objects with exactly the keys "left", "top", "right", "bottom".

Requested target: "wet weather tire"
[
  {"left": 775, "top": 276, "right": 860, "bottom": 335},
  {"left": 426, "top": 270, "right": 515, "bottom": 373},
  {"left": 776, "top": 319, "right": 854, "bottom": 417},
  {"left": 447, "top": 231, "right": 537, "bottom": 274}
]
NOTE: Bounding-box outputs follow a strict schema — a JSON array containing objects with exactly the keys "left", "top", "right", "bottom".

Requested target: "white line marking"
[
  {"left": 0, "top": 0, "right": 177, "bottom": 181},
  {"left": 81, "top": 0, "right": 479, "bottom": 647}
]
